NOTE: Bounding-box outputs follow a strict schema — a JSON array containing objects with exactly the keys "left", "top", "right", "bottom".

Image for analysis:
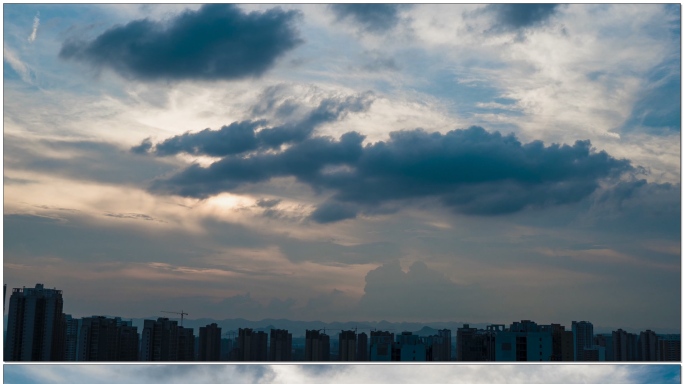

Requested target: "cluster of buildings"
[
  {"left": 3, "top": 284, "right": 681, "bottom": 362},
  {"left": 455, "top": 320, "right": 680, "bottom": 362}
]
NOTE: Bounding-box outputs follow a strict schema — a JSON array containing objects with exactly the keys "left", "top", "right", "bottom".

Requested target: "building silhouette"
[
  {"left": 198, "top": 323, "right": 222, "bottom": 361},
  {"left": 304, "top": 330, "right": 330, "bottom": 361},
  {"left": 237, "top": 328, "right": 268, "bottom": 361},
  {"left": 638, "top": 330, "right": 658, "bottom": 361},
  {"left": 71, "top": 316, "right": 138, "bottom": 361},
  {"left": 547, "top": 324, "right": 573, "bottom": 361},
  {"left": 430, "top": 329, "right": 451, "bottom": 361},
  {"left": 495, "top": 320, "right": 552, "bottom": 361},
  {"left": 657, "top": 334, "right": 680, "bottom": 361},
  {"left": 356, "top": 332, "right": 368, "bottom": 361},
  {"left": 393, "top": 331, "right": 426, "bottom": 361},
  {"left": 613, "top": 328, "right": 638, "bottom": 361},
  {"left": 338, "top": 330, "right": 356, "bottom": 361},
  {"left": 117, "top": 318, "right": 139, "bottom": 361},
  {"left": 77, "top": 316, "right": 120, "bottom": 361},
  {"left": 140, "top": 318, "right": 179, "bottom": 361},
  {"left": 64, "top": 315, "right": 81, "bottom": 361},
  {"left": 269, "top": 329, "right": 292, "bottom": 361},
  {"left": 177, "top": 327, "right": 195, "bottom": 361},
  {"left": 457, "top": 324, "right": 479, "bottom": 361},
  {"left": 457, "top": 324, "right": 498, "bottom": 361},
  {"left": 5, "top": 284, "right": 66, "bottom": 361},
  {"left": 369, "top": 330, "right": 394, "bottom": 361},
  {"left": 594, "top": 334, "right": 613, "bottom": 361},
  {"left": 572, "top": 321, "right": 594, "bottom": 361}
]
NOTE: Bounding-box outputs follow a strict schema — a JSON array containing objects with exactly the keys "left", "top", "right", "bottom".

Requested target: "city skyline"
[
  {"left": 4, "top": 4, "right": 681, "bottom": 333},
  {"left": 4, "top": 283, "right": 680, "bottom": 362},
  {"left": 3, "top": 279, "right": 681, "bottom": 336}
]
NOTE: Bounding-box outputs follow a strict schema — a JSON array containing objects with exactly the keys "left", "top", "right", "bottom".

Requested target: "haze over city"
[{"left": 3, "top": 3, "right": 680, "bottom": 335}]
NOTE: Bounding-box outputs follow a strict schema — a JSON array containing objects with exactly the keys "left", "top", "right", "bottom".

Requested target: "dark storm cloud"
[
  {"left": 330, "top": 4, "right": 404, "bottom": 33},
  {"left": 149, "top": 131, "right": 365, "bottom": 198},
  {"left": 310, "top": 201, "right": 359, "bottom": 223},
  {"left": 257, "top": 92, "right": 373, "bottom": 148},
  {"left": 130, "top": 137, "right": 153, "bottom": 154},
  {"left": 154, "top": 120, "right": 265, "bottom": 157},
  {"left": 149, "top": 126, "right": 634, "bottom": 222},
  {"left": 135, "top": 92, "right": 374, "bottom": 157},
  {"left": 59, "top": 4, "right": 302, "bottom": 81},
  {"left": 485, "top": 4, "right": 560, "bottom": 32}
]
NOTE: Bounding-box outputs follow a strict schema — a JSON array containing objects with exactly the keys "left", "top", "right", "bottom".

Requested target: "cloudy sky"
[
  {"left": 3, "top": 4, "right": 680, "bottom": 332},
  {"left": 3, "top": 364, "right": 681, "bottom": 384}
]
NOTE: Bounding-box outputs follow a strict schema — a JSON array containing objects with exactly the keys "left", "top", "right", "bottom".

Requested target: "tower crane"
[{"left": 161, "top": 310, "right": 188, "bottom": 326}]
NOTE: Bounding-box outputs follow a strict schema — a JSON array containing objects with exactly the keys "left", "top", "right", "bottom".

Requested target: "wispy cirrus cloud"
[{"left": 27, "top": 11, "right": 40, "bottom": 43}]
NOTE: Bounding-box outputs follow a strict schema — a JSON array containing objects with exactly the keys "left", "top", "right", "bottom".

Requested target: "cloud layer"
[
  {"left": 148, "top": 125, "right": 634, "bottom": 222},
  {"left": 4, "top": 364, "right": 680, "bottom": 384},
  {"left": 137, "top": 92, "right": 374, "bottom": 157},
  {"left": 59, "top": 4, "right": 302, "bottom": 81}
]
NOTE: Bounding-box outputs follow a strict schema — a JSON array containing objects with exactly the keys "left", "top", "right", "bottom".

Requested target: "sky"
[
  {"left": 3, "top": 364, "right": 681, "bottom": 384},
  {"left": 3, "top": 4, "right": 681, "bottom": 333}
]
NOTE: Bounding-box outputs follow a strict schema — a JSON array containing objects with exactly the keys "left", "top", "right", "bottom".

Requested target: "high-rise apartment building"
[
  {"left": 339, "top": 330, "right": 356, "bottom": 361},
  {"left": 64, "top": 315, "right": 81, "bottom": 361},
  {"left": 356, "top": 332, "right": 368, "bottom": 361},
  {"left": 431, "top": 329, "right": 452, "bottom": 361},
  {"left": 237, "top": 328, "right": 268, "bottom": 361},
  {"left": 594, "top": 334, "right": 613, "bottom": 361},
  {"left": 393, "top": 332, "right": 426, "bottom": 361},
  {"left": 177, "top": 327, "right": 195, "bottom": 361},
  {"left": 572, "top": 321, "right": 594, "bottom": 361},
  {"left": 638, "top": 330, "right": 658, "bottom": 361},
  {"left": 613, "top": 328, "right": 638, "bottom": 361},
  {"left": 305, "top": 330, "right": 330, "bottom": 361},
  {"left": 269, "top": 329, "right": 292, "bottom": 361},
  {"left": 199, "top": 323, "right": 222, "bottom": 361},
  {"left": 657, "top": 334, "right": 680, "bottom": 361},
  {"left": 5, "top": 284, "right": 66, "bottom": 361},
  {"left": 140, "top": 318, "right": 179, "bottom": 361},
  {"left": 77, "top": 316, "right": 120, "bottom": 361},
  {"left": 495, "top": 321, "right": 552, "bottom": 361},
  {"left": 369, "top": 331, "right": 394, "bottom": 361},
  {"left": 457, "top": 324, "right": 479, "bottom": 361},
  {"left": 117, "top": 319, "right": 139, "bottom": 361},
  {"left": 547, "top": 324, "right": 573, "bottom": 361}
]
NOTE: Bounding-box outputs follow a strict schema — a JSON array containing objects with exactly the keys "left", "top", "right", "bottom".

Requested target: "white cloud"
[
  {"left": 27, "top": 11, "right": 40, "bottom": 43},
  {"left": 3, "top": 46, "right": 33, "bottom": 83}
]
